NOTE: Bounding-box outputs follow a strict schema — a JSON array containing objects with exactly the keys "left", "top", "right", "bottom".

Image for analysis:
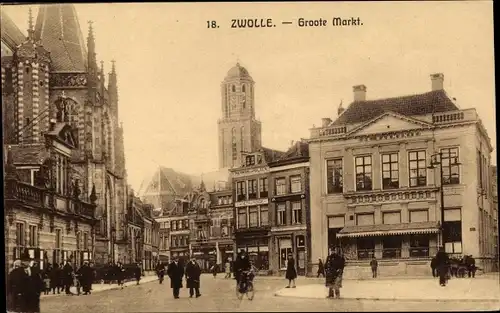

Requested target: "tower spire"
[
  {"left": 87, "top": 20, "right": 97, "bottom": 74},
  {"left": 27, "top": 7, "right": 35, "bottom": 40}
]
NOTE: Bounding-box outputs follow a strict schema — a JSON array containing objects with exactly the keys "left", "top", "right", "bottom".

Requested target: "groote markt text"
[{"left": 206, "top": 17, "right": 363, "bottom": 29}]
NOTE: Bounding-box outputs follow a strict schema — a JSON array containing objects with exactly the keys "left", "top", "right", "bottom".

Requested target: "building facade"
[
  {"left": 208, "top": 188, "right": 235, "bottom": 268},
  {"left": 308, "top": 73, "right": 496, "bottom": 278},
  {"left": 1, "top": 5, "right": 129, "bottom": 265},
  {"left": 268, "top": 141, "right": 311, "bottom": 276},
  {"left": 4, "top": 124, "right": 98, "bottom": 274},
  {"left": 231, "top": 149, "right": 284, "bottom": 273},
  {"left": 490, "top": 166, "right": 498, "bottom": 271}
]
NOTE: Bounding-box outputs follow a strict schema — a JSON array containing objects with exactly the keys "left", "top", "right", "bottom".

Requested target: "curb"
[
  {"left": 41, "top": 277, "right": 159, "bottom": 299},
  {"left": 273, "top": 292, "right": 500, "bottom": 303}
]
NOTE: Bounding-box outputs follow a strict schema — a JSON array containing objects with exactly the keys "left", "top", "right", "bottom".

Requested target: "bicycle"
[{"left": 235, "top": 271, "right": 254, "bottom": 300}]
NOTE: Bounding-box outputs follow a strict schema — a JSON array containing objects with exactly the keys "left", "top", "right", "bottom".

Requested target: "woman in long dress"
[{"left": 285, "top": 254, "right": 297, "bottom": 288}]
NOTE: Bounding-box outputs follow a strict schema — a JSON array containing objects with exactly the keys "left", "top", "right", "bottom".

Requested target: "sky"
[{"left": 3, "top": 2, "right": 496, "bottom": 191}]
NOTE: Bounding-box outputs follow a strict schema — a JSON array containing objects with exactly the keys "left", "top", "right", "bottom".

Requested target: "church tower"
[{"left": 218, "top": 63, "right": 262, "bottom": 169}]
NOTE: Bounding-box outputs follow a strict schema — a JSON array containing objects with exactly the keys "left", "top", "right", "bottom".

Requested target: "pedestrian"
[
  {"left": 7, "top": 259, "right": 29, "bottom": 312},
  {"left": 185, "top": 257, "right": 202, "bottom": 298},
  {"left": 77, "top": 261, "right": 93, "bottom": 295},
  {"left": 42, "top": 264, "right": 52, "bottom": 295},
  {"left": 116, "top": 262, "right": 125, "bottom": 289},
  {"left": 317, "top": 258, "right": 325, "bottom": 278},
  {"left": 234, "top": 249, "right": 251, "bottom": 286},
  {"left": 325, "top": 246, "right": 345, "bottom": 299},
  {"left": 25, "top": 260, "right": 44, "bottom": 312},
  {"left": 468, "top": 255, "right": 476, "bottom": 278},
  {"left": 134, "top": 263, "right": 142, "bottom": 285},
  {"left": 285, "top": 253, "right": 297, "bottom": 288},
  {"left": 167, "top": 257, "right": 184, "bottom": 299},
  {"left": 430, "top": 256, "right": 438, "bottom": 277},
  {"left": 62, "top": 260, "right": 74, "bottom": 295},
  {"left": 370, "top": 256, "right": 378, "bottom": 278},
  {"left": 49, "top": 263, "right": 61, "bottom": 294},
  {"left": 73, "top": 271, "right": 82, "bottom": 296},
  {"left": 156, "top": 261, "right": 165, "bottom": 284},
  {"left": 224, "top": 258, "right": 232, "bottom": 279},
  {"left": 435, "top": 247, "right": 450, "bottom": 287},
  {"left": 210, "top": 263, "right": 218, "bottom": 278}
]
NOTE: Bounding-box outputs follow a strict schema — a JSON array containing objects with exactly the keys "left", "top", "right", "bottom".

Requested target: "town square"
[{"left": 2, "top": 2, "right": 498, "bottom": 312}]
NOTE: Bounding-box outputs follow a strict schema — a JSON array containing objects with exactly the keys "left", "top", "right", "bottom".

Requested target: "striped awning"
[{"left": 337, "top": 221, "right": 440, "bottom": 238}]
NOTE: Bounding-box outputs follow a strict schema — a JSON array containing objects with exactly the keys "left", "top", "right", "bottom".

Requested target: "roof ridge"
[{"left": 350, "top": 89, "right": 444, "bottom": 105}]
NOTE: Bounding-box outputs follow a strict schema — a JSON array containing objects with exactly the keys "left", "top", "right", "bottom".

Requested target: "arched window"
[
  {"left": 242, "top": 84, "right": 246, "bottom": 93},
  {"left": 232, "top": 85, "right": 236, "bottom": 92}
]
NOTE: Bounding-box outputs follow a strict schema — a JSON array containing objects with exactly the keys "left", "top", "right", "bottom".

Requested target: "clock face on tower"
[{"left": 230, "top": 95, "right": 237, "bottom": 108}]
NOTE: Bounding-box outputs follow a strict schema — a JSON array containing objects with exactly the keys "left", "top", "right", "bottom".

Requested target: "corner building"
[{"left": 308, "top": 73, "right": 496, "bottom": 278}]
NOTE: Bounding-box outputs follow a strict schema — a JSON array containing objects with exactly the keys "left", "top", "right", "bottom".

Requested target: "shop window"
[
  {"left": 356, "top": 238, "right": 375, "bottom": 260},
  {"left": 409, "top": 235, "right": 430, "bottom": 258},
  {"left": 278, "top": 238, "right": 292, "bottom": 270},
  {"left": 381, "top": 236, "right": 402, "bottom": 259}
]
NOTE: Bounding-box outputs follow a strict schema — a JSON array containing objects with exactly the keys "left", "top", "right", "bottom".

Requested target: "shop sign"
[{"left": 235, "top": 198, "right": 268, "bottom": 208}]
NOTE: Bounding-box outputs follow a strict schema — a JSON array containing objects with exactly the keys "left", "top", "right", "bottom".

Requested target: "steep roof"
[
  {"left": 1, "top": 10, "right": 26, "bottom": 50},
  {"left": 332, "top": 90, "right": 459, "bottom": 126},
  {"left": 138, "top": 166, "right": 196, "bottom": 198},
  {"left": 261, "top": 146, "right": 286, "bottom": 163},
  {"left": 34, "top": 4, "right": 88, "bottom": 71}
]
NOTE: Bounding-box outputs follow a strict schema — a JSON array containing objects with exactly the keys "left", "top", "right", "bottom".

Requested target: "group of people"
[
  {"left": 102, "top": 262, "right": 143, "bottom": 288},
  {"left": 431, "top": 253, "right": 477, "bottom": 279},
  {"left": 7, "top": 258, "right": 95, "bottom": 313}
]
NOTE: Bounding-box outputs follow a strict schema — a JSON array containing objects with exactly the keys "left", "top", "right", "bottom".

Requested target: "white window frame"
[
  {"left": 278, "top": 238, "right": 292, "bottom": 270},
  {"left": 277, "top": 203, "right": 286, "bottom": 225},
  {"left": 290, "top": 175, "right": 302, "bottom": 193},
  {"left": 275, "top": 178, "right": 286, "bottom": 196},
  {"left": 291, "top": 201, "right": 302, "bottom": 224},
  {"left": 259, "top": 205, "right": 269, "bottom": 226}
]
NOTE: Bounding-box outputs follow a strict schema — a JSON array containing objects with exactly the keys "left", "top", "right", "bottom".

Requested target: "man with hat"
[
  {"left": 324, "top": 246, "right": 345, "bottom": 299},
  {"left": 167, "top": 257, "right": 184, "bottom": 299},
  {"left": 185, "top": 256, "right": 202, "bottom": 298},
  {"left": 7, "top": 259, "right": 29, "bottom": 312},
  {"left": 62, "top": 259, "right": 74, "bottom": 295},
  {"left": 234, "top": 249, "right": 251, "bottom": 286},
  {"left": 76, "top": 260, "right": 93, "bottom": 295}
]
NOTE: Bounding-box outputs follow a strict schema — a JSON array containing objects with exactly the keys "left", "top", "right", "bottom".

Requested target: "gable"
[
  {"left": 48, "top": 123, "right": 78, "bottom": 150},
  {"left": 348, "top": 113, "right": 432, "bottom": 137}
]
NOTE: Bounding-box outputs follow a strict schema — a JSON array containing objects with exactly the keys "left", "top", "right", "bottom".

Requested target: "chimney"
[
  {"left": 353, "top": 85, "right": 367, "bottom": 101},
  {"left": 321, "top": 118, "right": 332, "bottom": 127},
  {"left": 430, "top": 73, "right": 444, "bottom": 91}
]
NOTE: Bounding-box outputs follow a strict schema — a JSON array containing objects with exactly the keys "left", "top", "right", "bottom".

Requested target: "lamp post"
[
  {"left": 427, "top": 151, "right": 461, "bottom": 249},
  {"left": 111, "top": 227, "right": 116, "bottom": 263}
]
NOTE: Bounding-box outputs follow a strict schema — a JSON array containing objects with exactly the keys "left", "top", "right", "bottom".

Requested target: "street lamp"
[
  {"left": 427, "top": 151, "right": 461, "bottom": 249},
  {"left": 111, "top": 227, "right": 116, "bottom": 263}
]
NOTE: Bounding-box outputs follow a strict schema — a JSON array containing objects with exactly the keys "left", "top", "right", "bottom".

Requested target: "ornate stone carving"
[{"left": 50, "top": 73, "right": 88, "bottom": 88}]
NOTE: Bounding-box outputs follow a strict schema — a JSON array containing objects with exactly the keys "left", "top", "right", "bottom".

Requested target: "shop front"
[
  {"left": 170, "top": 248, "right": 190, "bottom": 263},
  {"left": 236, "top": 236, "right": 270, "bottom": 273},
  {"left": 191, "top": 244, "right": 216, "bottom": 271},
  {"left": 217, "top": 242, "right": 235, "bottom": 265}
]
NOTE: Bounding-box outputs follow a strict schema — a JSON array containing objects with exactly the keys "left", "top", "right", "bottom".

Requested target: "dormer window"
[{"left": 246, "top": 155, "right": 256, "bottom": 166}]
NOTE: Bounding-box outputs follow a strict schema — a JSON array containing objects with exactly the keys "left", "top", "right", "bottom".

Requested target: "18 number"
[{"left": 207, "top": 20, "right": 219, "bottom": 28}]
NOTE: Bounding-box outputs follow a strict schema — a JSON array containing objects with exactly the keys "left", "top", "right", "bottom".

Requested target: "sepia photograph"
[{"left": 1, "top": 1, "right": 498, "bottom": 312}]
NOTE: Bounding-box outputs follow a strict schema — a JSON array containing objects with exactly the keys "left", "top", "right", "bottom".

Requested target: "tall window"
[
  {"left": 327, "top": 159, "right": 343, "bottom": 193},
  {"left": 355, "top": 156, "right": 372, "bottom": 191},
  {"left": 249, "top": 207, "right": 258, "bottom": 227},
  {"left": 443, "top": 208, "right": 462, "bottom": 254},
  {"left": 28, "top": 225, "right": 37, "bottom": 247},
  {"left": 236, "top": 181, "right": 246, "bottom": 201},
  {"left": 291, "top": 201, "right": 302, "bottom": 224},
  {"left": 277, "top": 203, "right": 286, "bottom": 225},
  {"left": 290, "top": 175, "right": 302, "bottom": 193},
  {"left": 231, "top": 128, "right": 237, "bottom": 161},
  {"left": 248, "top": 180, "right": 257, "bottom": 199},
  {"left": 259, "top": 206, "right": 269, "bottom": 226},
  {"left": 237, "top": 208, "right": 247, "bottom": 228},
  {"left": 278, "top": 238, "right": 292, "bottom": 269},
  {"left": 16, "top": 223, "right": 25, "bottom": 246},
  {"left": 171, "top": 221, "right": 177, "bottom": 231},
  {"left": 382, "top": 153, "right": 399, "bottom": 189},
  {"left": 76, "top": 232, "right": 81, "bottom": 250},
  {"left": 259, "top": 178, "right": 268, "bottom": 198},
  {"left": 83, "top": 232, "right": 89, "bottom": 250},
  {"left": 441, "top": 147, "right": 460, "bottom": 185},
  {"left": 275, "top": 178, "right": 286, "bottom": 195},
  {"left": 54, "top": 229, "right": 62, "bottom": 265},
  {"left": 409, "top": 151, "right": 427, "bottom": 187}
]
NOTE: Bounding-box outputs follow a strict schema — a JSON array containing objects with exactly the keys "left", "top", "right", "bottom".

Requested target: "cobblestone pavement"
[{"left": 40, "top": 274, "right": 500, "bottom": 312}]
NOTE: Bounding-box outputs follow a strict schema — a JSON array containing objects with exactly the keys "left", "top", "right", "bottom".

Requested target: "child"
[{"left": 43, "top": 271, "right": 51, "bottom": 295}]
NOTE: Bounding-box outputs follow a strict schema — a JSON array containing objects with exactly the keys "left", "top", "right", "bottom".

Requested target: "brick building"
[
  {"left": 308, "top": 73, "right": 496, "bottom": 278},
  {"left": 267, "top": 141, "right": 310, "bottom": 276},
  {"left": 1, "top": 5, "right": 129, "bottom": 265},
  {"left": 208, "top": 187, "right": 235, "bottom": 269}
]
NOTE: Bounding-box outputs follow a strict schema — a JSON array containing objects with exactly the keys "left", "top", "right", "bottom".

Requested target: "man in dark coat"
[
  {"left": 234, "top": 249, "right": 251, "bottom": 285},
  {"left": 49, "top": 263, "right": 62, "bottom": 294},
  {"left": 185, "top": 258, "right": 202, "bottom": 298},
  {"left": 25, "top": 260, "right": 44, "bottom": 312},
  {"left": 370, "top": 257, "right": 378, "bottom": 278},
  {"left": 76, "top": 261, "right": 93, "bottom": 295},
  {"left": 62, "top": 260, "right": 74, "bottom": 295},
  {"left": 167, "top": 258, "right": 184, "bottom": 299},
  {"left": 285, "top": 253, "right": 297, "bottom": 288},
  {"left": 134, "top": 263, "right": 142, "bottom": 285},
  {"left": 325, "top": 247, "right": 345, "bottom": 299},
  {"left": 7, "top": 259, "right": 30, "bottom": 312},
  {"left": 430, "top": 256, "right": 438, "bottom": 277},
  {"left": 435, "top": 247, "right": 450, "bottom": 286},
  {"left": 156, "top": 261, "right": 165, "bottom": 284}
]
